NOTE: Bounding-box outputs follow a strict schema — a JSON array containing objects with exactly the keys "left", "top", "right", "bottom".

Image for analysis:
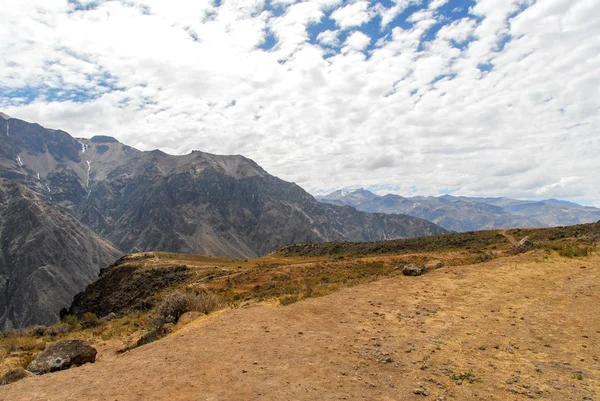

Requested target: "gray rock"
[
  {"left": 27, "top": 340, "right": 97, "bottom": 375},
  {"left": 403, "top": 264, "right": 425, "bottom": 276},
  {"left": 510, "top": 236, "right": 534, "bottom": 254}
]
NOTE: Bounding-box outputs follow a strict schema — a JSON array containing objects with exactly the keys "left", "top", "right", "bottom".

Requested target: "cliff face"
[{"left": 0, "top": 179, "right": 121, "bottom": 329}]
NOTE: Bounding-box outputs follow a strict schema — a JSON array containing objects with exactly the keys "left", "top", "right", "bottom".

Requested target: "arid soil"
[{"left": 1, "top": 252, "right": 598, "bottom": 401}]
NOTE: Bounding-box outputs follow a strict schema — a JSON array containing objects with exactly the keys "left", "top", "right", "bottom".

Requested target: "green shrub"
[
  {"left": 558, "top": 247, "right": 590, "bottom": 258},
  {"left": 61, "top": 315, "right": 81, "bottom": 331}
]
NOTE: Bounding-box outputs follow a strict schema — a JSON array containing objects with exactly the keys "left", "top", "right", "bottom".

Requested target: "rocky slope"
[
  {"left": 318, "top": 189, "right": 600, "bottom": 232},
  {"left": 0, "top": 179, "right": 120, "bottom": 330}
]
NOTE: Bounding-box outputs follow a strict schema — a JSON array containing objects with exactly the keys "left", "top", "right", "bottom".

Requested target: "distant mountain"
[
  {"left": 0, "top": 115, "right": 447, "bottom": 328},
  {"left": 318, "top": 189, "right": 600, "bottom": 232},
  {"left": 0, "top": 179, "right": 120, "bottom": 330}
]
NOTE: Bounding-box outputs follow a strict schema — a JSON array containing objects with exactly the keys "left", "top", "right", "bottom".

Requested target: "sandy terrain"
[{"left": 1, "top": 252, "right": 598, "bottom": 401}]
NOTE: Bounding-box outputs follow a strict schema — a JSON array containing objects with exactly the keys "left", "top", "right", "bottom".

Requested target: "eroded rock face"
[
  {"left": 27, "top": 340, "right": 97, "bottom": 375},
  {"left": 0, "top": 180, "right": 122, "bottom": 330}
]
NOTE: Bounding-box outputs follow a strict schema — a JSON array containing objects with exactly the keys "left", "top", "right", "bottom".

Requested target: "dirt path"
[
  {"left": 500, "top": 229, "right": 518, "bottom": 245},
  {"left": 1, "top": 253, "right": 599, "bottom": 401}
]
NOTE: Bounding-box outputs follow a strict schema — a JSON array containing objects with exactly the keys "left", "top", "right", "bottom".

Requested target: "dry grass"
[{"left": 1, "top": 222, "right": 597, "bottom": 377}]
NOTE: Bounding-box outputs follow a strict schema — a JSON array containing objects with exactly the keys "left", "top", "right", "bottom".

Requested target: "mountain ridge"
[{"left": 317, "top": 189, "right": 600, "bottom": 232}]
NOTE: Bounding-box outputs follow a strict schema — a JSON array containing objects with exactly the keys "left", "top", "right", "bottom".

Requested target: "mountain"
[
  {"left": 0, "top": 179, "right": 120, "bottom": 330},
  {"left": 318, "top": 189, "right": 600, "bottom": 232},
  {"left": 0, "top": 115, "right": 447, "bottom": 328},
  {"left": 458, "top": 196, "right": 600, "bottom": 227}
]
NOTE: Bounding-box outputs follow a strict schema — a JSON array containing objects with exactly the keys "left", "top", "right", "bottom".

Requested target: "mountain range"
[
  {"left": 0, "top": 114, "right": 446, "bottom": 329},
  {"left": 317, "top": 189, "right": 600, "bottom": 232}
]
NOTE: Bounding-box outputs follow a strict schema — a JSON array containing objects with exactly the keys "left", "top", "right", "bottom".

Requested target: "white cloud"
[
  {"left": 317, "top": 29, "right": 340, "bottom": 47},
  {"left": 436, "top": 17, "right": 476, "bottom": 44},
  {"left": 330, "top": 1, "right": 374, "bottom": 30},
  {"left": 1, "top": 0, "right": 599, "bottom": 206},
  {"left": 344, "top": 31, "right": 371, "bottom": 52},
  {"left": 428, "top": 0, "right": 448, "bottom": 10}
]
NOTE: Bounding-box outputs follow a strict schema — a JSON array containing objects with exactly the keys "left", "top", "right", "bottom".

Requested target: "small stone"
[{"left": 413, "top": 387, "right": 429, "bottom": 396}]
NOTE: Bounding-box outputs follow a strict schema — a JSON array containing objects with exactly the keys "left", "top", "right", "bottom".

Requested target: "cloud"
[
  {"left": 343, "top": 31, "right": 371, "bottom": 52},
  {"left": 330, "top": 1, "right": 374, "bottom": 30},
  {"left": 316, "top": 29, "right": 340, "bottom": 47},
  {"left": 428, "top": 0, "right": 449, "bottom": 10},
  {"left": 1, "top": 0, "right": 599, "bottom": 206}
]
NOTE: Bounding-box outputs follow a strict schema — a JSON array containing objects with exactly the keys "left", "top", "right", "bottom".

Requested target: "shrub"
[
  {"left": 18, "top": 352, "right": 36, "bottom": 368},
  {"left": 279, "top": 295, "right": 299, "bottom": 305},
  {"left": 558, "top": 247, "right": 590, "bottom": 258},
  {"left": 62, "top": 315, "right": 81, "bottom": 331},
  {"left": 154, "top": 291, "right": 220, "bottom": 328},
  {"left": 24, "top": 325, "right": 47, "bottom": 337},
  {"left": 5, "top": 337, "right": 41, "bottom": 353},
  {"left": 81, "top": 312, "right": 104, "bottom": 329},
  {"left": 46, "top": 323, "right": 71, "bottom": 337}
]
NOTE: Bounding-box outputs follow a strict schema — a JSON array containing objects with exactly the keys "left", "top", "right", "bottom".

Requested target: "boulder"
[
  {"left": 510, "top": 237, "right": 534, "bottom": 254},
  {"left": 1, "top": 367, "right": 33, "bottom": 385},
  {"left": 27, "top": 340, "right": 97, "bottom": 375},
  {"left": 402, "top": 264, "right": 425, "bottom": 277},
  {"left": 178, "top": 311, "right": 204, "bottom": 326}
]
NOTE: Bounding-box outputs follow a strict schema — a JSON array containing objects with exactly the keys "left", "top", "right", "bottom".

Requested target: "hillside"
[
  {"left": 0, "top": 179, "right": 121, "bottom": 330},
  {"left": 0, "top": 223, "right": 597, "bottom": 400},
  {"left": 318, "top": 189, "right": 600, "bottom": 232}
]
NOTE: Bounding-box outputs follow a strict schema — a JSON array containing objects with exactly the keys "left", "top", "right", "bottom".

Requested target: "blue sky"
[{"left": 1, "top": 0, "right": 599, "bottom": 206}]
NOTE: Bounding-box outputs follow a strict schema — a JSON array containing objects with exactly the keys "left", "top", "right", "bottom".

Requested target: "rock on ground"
[
  {"left": 402, "top": 264, "right": 426, "bottom": 276},
  {"left": 510, "top": 236, "right": 534, "bottom": 254},
  {"left": 27, "top": 340, "right": 97, "bottom": 375}
]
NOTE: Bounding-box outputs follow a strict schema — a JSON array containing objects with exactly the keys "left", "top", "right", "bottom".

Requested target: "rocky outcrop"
[
  {"left": 66, "top": 261, "right": 191, "bottom": 319},
  {"left": 27, "top": 340, "right": 97, "bottom": 375}
]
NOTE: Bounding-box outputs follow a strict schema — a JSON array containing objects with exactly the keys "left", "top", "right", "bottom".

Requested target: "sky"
[{"left": 1, "top": 0, "right": 599, "bottom": 206}]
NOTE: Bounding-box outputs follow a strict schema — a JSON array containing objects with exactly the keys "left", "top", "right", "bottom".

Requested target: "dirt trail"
[
  {"left": 1, "top": 254, "right": 599, "bottom": 401},
  {"left": 500, "top": 229, "right": 518, "bottom": 245}
]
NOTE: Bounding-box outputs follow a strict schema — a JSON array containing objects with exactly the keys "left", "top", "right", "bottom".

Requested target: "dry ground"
[{"left": 0, "top": 251, "right": 598, "bottom": 401}]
